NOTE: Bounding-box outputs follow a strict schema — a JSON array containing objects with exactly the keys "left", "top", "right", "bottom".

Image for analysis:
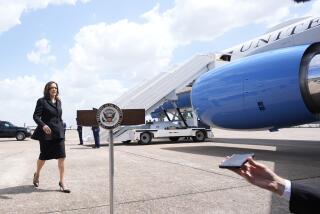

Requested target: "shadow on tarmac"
[
  {"left": 0, "top": 185, "right": 56, "bottom": 200},
  {"left": 118, "top": 140, "right": 209, "bottom": 146},
  {"left": 161, "top": 138, "right": 320, "bottom": 164},
  {"left": 70, "top": 139, "right": 210, "bottom": 149},
  {"left": 210, "top": 137, "right": 320, "bottom": 146},
  {"left": 0, "top": 139, "right": 17, "bottom": 143}
]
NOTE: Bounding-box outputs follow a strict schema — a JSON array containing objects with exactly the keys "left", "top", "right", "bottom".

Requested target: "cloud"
[
  {"left": 156, "top": 0, "right": 294, "bottom": 44},
  {"left": 51, "top": 15, "right": 175, "bottom": 125},
  {"left": 0, "top": 0, "right": 90, "bottom": 33},
  {"left": 0, "top": 76, "right": 42, "bottom": 126},
  {"left": 306, "top": 0, "right": 320, "bottom": 16},
  {"left": 27, "top": 38, "right": 56, "bottom": 64},
  {"left": 62, "top": 12, "right": 174, "bottom": 87},
  {"left": 68, "top": 18, "right": 174, "bottom": 80}
]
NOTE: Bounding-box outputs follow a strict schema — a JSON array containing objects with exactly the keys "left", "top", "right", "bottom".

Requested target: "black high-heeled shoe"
[
  {"left": 59, "top": 182, "right": 71, "bottom": 193},
  {"left": 33, "top": 173, "right": 39, "bottom": 187}
]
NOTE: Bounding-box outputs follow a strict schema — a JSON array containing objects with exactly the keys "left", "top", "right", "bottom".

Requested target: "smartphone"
[{"left": 219, "top": 153, "right": 255, "bottom": 169}]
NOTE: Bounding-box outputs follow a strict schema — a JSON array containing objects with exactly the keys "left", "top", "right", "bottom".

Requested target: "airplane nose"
[{"left": 307, "top": 54, "right": 320, "bottom": 108}]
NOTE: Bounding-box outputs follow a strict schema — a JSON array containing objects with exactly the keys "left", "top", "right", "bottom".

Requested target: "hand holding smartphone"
[{"left": 219, "top": 153, "right": 255, "bottom": 169}]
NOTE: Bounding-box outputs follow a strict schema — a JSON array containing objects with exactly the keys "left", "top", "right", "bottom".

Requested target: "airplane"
[{"left": 191, "top": 16, "right": 320, "bottom": 130}]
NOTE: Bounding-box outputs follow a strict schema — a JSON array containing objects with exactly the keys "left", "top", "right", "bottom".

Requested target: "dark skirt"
[{"left": 39, "top": 139, "right": 66, "bottom": 160}]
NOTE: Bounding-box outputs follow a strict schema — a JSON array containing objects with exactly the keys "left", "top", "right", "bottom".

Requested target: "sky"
[{"left": 0, "top": 0, "right": 319, "bottom": 127}]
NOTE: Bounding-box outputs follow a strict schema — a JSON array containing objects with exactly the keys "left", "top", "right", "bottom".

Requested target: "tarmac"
[{"left": 1, "top": 128, "right": 320, "bottom": 214}]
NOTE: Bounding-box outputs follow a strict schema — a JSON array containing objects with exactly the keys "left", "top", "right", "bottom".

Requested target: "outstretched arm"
[
  {"left": 225, "top": 157, "right": 286, "bottom": 196},
  {"left": 224, "top": 157, "right": 320, "bottom": 214}
]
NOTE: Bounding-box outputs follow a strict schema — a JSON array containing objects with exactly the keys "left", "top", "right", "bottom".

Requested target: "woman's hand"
[{"left": 42, "top": 125, "right": 52, "bottom": 135}]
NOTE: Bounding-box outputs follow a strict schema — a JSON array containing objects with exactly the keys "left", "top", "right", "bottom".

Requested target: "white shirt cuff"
[{"left": 282, "top": 179, "right": 291, "bottom": 201}]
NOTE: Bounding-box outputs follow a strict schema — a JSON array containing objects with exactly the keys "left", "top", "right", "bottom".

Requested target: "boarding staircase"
[{"left": 101, "top": 54, "right": 217, "bottom": 142}]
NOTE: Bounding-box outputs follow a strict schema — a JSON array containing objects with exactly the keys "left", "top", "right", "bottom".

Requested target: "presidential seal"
[{"left": 96, "top": 103, "right": 123, "bottom": 129}]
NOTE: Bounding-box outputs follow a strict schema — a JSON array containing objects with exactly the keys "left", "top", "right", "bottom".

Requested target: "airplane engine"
[{"left": 191, "top": 43, "right": 320, "bottom": 129}]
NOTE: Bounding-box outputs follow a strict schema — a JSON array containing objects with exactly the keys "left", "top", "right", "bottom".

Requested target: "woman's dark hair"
[{"left": 43, "top": 81, "right": 60, "bottom": 101}]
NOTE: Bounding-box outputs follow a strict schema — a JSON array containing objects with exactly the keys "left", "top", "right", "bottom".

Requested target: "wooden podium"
[{"left": 76, "top": 109, "right": 145, "bottom": 126}]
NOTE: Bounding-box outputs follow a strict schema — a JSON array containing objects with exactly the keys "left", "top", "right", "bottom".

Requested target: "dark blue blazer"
[
  {"left": 32, "top": 97, "right": 65, "bottom": 140},
  {"left": 289, "top": 182, "right": 320, "bottom": 213}
]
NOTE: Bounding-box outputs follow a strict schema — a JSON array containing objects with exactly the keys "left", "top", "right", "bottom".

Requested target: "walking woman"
[{"left": 31, "top": 81, "right": 70, "bottom": 193}]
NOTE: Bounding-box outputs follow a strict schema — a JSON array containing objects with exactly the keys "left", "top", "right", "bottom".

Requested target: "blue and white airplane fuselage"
[{"left": 191, "top": 17, "right": 320, "bottom": 130}]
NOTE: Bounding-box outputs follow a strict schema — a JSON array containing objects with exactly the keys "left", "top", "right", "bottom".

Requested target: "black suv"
[{"left": 0, "top": 121, "right": 32, "bottom": 141}]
